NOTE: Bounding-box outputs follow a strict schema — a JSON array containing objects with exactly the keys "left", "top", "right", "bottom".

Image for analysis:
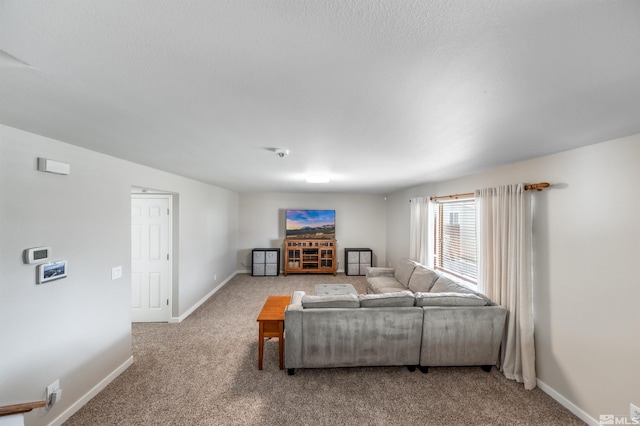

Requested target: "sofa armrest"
[
  {"left": 290, "top": 290, "right": 305, "bottom": 306},
  {"left": 285, "top": 291, "right": 305, "bottom": 369},
  {"left": 420, "top": 305, "right": 507, "bottom": 367},
  {"left": 366, "top": 267, "right": 395, "bottom": 278}
]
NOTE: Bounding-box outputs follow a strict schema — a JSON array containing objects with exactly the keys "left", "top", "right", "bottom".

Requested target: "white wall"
[
  {"left": 385, "top": 134, "right": 640, "bottom": 422},
  {"left": 0, "top": 125, "right": 238, "bottom": 426},
  {"left": 384, "top": 183, "right": 436, "bottom": 268},
  {"left": 168, "top": 184, "right": 237, "bottom": 315},
  {"left": 238, "top": 192, "right": 387, "bottom": 272}
]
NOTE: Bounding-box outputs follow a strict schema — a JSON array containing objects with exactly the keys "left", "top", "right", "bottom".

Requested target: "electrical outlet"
[
  {"left": 46, "top": 380, "right": 61, "bottom": 408},
  {"left": 631, "top": 403, "right": 640, "bottom": 424}
]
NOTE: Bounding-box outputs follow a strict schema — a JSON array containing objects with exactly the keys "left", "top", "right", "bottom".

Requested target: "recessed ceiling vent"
[{"left": 274, "top": 148, "right": 290, "bottom": 158}]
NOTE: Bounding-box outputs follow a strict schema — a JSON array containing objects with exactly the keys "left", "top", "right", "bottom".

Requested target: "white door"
[{"left": 131, "top": 195, "right": 171, "bottom": 322}]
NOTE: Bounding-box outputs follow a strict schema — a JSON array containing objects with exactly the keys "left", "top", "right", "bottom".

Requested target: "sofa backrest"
[
  {"left": 394, "top": 258, "right": 419, "bottom": 288},
  {"left": 297, "top": 306, "right": 424, "bottom": 368}
]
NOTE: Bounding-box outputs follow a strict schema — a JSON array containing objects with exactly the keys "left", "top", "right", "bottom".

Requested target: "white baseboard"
[
  {"left": 537, "top": 379, "right": 599, "bottom": 426},
  {"left": 47, "top": 356, "right": 134, "bottom": 426},
  {"left": 169, "top": 272, "right": 237, "bottom": 323},
  {"left": 241, "top": 269, "right": 351, "bottom": 275}
]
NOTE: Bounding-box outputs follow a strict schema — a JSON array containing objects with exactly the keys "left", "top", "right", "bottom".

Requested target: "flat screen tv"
[{"left": 285, "top": 209, "right": 335, "bottom": 239}]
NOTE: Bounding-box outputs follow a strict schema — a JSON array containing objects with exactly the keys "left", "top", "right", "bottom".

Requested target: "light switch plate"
[{"left": 111, "top": 266, "right": 122, "bottom": 280}]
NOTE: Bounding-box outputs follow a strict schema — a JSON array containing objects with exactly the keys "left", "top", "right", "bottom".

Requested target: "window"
[{"left": 432, "top": 198, "right": 477, "bottom": 284}]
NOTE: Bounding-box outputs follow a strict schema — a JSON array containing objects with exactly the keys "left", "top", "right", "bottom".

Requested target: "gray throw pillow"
[
  {"left": 359, "top": 291, "right": 415, "bottom": 307},
  {"left": 301, "top": 294, "right": 360, "bottom": 308},
  {"left": 415, "top": 292, "right": 488, "bottom": 306}
]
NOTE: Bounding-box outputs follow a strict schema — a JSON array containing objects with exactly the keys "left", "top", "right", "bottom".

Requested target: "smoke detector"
[{"left": 275, "top": 148, "right": 290, "bottom": 158}]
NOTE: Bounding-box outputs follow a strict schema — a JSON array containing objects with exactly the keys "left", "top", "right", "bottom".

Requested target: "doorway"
[{"left": 131, "top": 193, "right": 172, "bottom": 322}]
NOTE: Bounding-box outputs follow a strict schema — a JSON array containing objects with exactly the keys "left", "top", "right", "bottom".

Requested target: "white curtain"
[
  {"left": 409, "top": 196, "right": 429, "bottom": 265},
  {"left": 475, "top": 184, "right": 536, "bottom": 390}
]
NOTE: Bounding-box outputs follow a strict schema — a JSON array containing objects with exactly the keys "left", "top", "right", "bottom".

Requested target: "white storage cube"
[
  {"left": 347, "top": 264, "right": 361, "bottom": 275},
  {"left": 265, "top": 263, "right": 278, "bottom": 276},
  {"left": 265, "top": 251, "right": 278, "bottom": 263},
  {"left": 347, "top": 251, "right": 360, "bottom": 263},
  {"left": 253, "top": 251, "right": 265, "bottom": 263},
  {"left": 253, "top": 264, "right": 265, "bottom": 275}
]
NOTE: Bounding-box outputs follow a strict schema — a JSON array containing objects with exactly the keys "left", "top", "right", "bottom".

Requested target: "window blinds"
[{"left": 433, "top": 198, "right": 477, "bottom": 284}]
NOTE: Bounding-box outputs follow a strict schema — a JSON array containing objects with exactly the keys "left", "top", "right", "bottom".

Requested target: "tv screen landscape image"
[{"left": 285, "top": 209, "right": 335, "bottom": 239}]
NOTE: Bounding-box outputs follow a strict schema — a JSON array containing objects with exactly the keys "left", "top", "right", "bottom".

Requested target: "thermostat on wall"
[{"left": 23, "top": 246, "right": 51, "bottom": 264}]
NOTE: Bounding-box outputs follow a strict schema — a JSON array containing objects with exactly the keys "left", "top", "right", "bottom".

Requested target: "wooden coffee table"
[{"left": 256, "top": 295, "right": 291, "bottom": 370}]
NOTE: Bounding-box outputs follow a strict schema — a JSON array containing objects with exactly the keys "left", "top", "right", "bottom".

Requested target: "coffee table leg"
[
  {"left": 258, "top": 321, "right": 264, "bottom": 370},
  {"left": 278, "top": 321, "right": 284, "bottom": 370}
]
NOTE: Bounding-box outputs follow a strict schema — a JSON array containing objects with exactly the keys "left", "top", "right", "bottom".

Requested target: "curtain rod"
[{"left": 425, "top": 182, "right": 551, "bottom": 201}]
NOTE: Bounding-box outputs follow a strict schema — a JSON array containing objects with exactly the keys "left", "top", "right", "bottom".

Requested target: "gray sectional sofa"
[{"left": 284, "top": 259, "right": 507, "bottom": 375}]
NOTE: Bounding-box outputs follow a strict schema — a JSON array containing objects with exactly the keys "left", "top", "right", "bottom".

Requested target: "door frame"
[{"left": 131, "top": 189, "right": 174, "bottom": 322}]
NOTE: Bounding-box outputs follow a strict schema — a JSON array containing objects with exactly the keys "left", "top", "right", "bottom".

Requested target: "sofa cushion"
[
  {"left": 367, "top": 276, "right": 406, "bottom": 294},
  {"left": 301, "top": 294, "right": 360, "bottom": 309},
  {"left": 359, "top": 291, "right": 415, "bottom": 307},
  {"left": 394, "top": 258, "right": 419, "bottom": 288},
  {"left": 429, "top": 275, "right": 491, "bottom": 303},
  {"left": 376, "top": 286, "right": 411, "bottom": 294},
  {"left": 415, "top": 292, "right": 488, "bottom": 306},
  {"left": 408, "top": 266, "right": 439, "bottom": 293}
]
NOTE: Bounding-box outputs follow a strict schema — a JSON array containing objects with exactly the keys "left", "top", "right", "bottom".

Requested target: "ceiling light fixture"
[{"left": 306, "top": 175, "right": 330, "bottom": 183}]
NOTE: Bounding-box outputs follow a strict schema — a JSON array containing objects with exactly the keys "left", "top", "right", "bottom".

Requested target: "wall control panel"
[
  {"left": 23, "top": 246, "right": 51, "bottom": 264},
  {"left": 37, "top": 260, "right": 68, "bottom": 284}
]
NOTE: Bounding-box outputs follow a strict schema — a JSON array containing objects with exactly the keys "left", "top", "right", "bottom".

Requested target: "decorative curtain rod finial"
[{"left": 524, "top": 182, "right": 551, "bottom": 191}]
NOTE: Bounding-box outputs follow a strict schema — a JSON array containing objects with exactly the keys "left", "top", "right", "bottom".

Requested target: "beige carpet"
[{"left": 65, "top": 273, "right": 584, "bottom": 425}]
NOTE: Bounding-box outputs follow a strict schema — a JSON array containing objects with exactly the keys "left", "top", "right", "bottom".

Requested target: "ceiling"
[{"left": 1, "top": 1, "right": 639, "bottom": 194}]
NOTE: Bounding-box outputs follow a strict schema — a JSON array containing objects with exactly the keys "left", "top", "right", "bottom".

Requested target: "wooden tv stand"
[{"left": 283, "top": 239, "right": 337, "bottom": 275}]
